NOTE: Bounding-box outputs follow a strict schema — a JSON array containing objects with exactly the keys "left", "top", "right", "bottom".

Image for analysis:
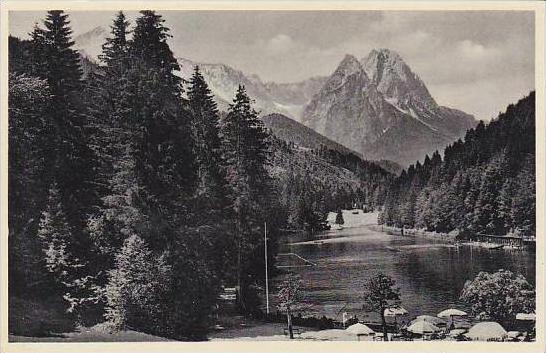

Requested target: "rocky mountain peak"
[
  {"left": 336, "top": 54, "right": 364, "bottom": 76},
  {"left": 301, "top": 49, "right": 477, "bottom": 166},
  {"left": 362, "top": 48, "right": 436, "bottom": 110},
  {"left": 363, "top": 48, "right": 404, "bottom": 83},
  {"left": 319, "top": 54, "right": 370, "bottom": 95}
]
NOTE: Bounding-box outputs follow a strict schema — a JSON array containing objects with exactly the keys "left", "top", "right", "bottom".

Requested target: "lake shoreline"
[{"left": 370, "top": 224, "right": 458, "bottom": 244}]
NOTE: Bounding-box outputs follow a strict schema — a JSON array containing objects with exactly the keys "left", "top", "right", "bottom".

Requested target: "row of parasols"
[{"left": 342, "top": 308, "right": 536, "bottom": 341}]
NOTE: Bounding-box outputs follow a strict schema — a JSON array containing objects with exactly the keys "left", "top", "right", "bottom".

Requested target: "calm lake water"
[{"left": 274, "top": 213, "right": 535, "bottom": 323}]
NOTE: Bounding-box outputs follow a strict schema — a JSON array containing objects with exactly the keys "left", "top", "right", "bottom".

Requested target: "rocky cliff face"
[
  {"left": 301, "top": 49, "right": 477, "bottom": 166},
  {"left": 178, "top": 58, "right": 326, "bottom": 120}
]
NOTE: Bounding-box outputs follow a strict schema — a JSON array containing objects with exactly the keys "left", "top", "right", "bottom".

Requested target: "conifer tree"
[
  {"left": 187, "top": 66, "right": 226, "bottom": 197},
  {"left": 105, "top": 235, "right": 171, "bottom": 332},
  {"left": 472, "top": 153, "right": 507, "bottom": 235},
  {"left": 28, "top": 11, "right": 101, "bottom": 314},
  {"left": 30, "top": 10, "right": 99, "bottom": 231},
  {"left": 221, "top": 85, "right": 274, "bottom": 310},
  {"left": 8, "top": 74, "right": 52, "bottom": 294},
  {"left": 37, "top": 11, "right": 82, "bottom": 97},
  {"left": 86, "top": 12, "right": 148, "bottom": 266},
  {"left": 100, "top": 11, "right": 130, "bottom": 70},
  {"left": 85, "top": 11, "right": 132, "bottom": 194},
  {"left": 186, "top": 65, "right": 234, "bottom": 278},
  {"left": 98, "top": 11, "right": 219, "bottom": 338},
  {"left": 38, "top": 182, "right": 102, "bottom": 322},
  {"left": 511, "top": 156, "right": 535, "bottom": 237},
  {"left": 128, "top": 10, "right": 196, "bottom": 218}
]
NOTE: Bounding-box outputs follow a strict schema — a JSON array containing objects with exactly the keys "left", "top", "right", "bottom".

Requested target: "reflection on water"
[{"left": 275, "top": 225, "right": 535, "bottom": 322}]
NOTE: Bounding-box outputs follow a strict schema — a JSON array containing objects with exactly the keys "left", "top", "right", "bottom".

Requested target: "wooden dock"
[
  {"left": 474, "top": 234, "right": 535, "bottom": 249},
  {"left": 276, "top": 252, "right": 318, "bottom": 268}
]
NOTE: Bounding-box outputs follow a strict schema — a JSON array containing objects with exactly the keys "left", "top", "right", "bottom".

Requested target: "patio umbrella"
[
  {"left": 346, "top": 323, "right": 375, "bottom": 335},
  {"left": 412, "top": 315, "right": 446, "bottom": 326},
  {"left": 507, "top": 331, "right": 521, "bottom": 339},
  {"left": 437, "top": 308, "right": 467, "bottom": 330},
  {"left": 406, "top": 321, "right": 441, "bottom": 335},
  {"left": 385, "top": 307, "right": 408, "bottom": 332},
  {"left": 449, "top": 328, "right": 467, "bottom": 337},
  {"left": 516, "top": 313, "right": 536, "bottom": 321},
  {"left": 465, "top": 322, "right": 507, "bottom": 341},
  {"left": 437, "top": 308, "right": 467, "bottom": 318},
  {"left": 384, "top": 307, "right": 409, "bottom": 317}
]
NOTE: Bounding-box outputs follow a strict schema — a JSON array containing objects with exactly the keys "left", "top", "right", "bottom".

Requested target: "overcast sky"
[{"left": 10, "top": 10, "right": 534, "bottom": 120}]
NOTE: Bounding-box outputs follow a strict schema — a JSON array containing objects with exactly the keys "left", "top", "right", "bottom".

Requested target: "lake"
[{"left": 273, "top": 211, "right": 535, "bottom": 323}]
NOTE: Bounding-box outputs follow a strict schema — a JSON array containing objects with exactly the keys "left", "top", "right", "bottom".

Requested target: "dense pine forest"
[
  {"left": 8, "top": 10, "right": 392, "bottom": 339},
  {"left": 8, "top": 10, "right": 279, "bottom": 339},
  {"left": 380, "top": 92, "right": 535, "bottom": 238}
]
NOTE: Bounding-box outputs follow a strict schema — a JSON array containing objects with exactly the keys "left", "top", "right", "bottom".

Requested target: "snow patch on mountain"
[{"left": 177, "top": 57, "right": 326, "bottom": 121}]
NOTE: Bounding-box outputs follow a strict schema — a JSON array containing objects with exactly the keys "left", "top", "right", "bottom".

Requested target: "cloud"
[
  {"left": 457, "top": 39, "right": 499, "bottom": 61},
  {"left": 265, "top": 34, "right": 296, "bottom": 55}
]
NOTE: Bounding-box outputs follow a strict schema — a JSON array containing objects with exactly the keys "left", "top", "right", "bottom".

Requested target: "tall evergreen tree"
[
  {"left": 27, "top": 11, "right": 102, "bottom": 315},
  {"left": 187, "top": 66, "right": 227, "bottom": 198},
  {"left": 186, "top": 65, "right": 234, "bottom": 278},
  {"left": 38, "top": 182, "right": 102, "bottom": 322},
  {"left": 86, "top": 12, "right": 146, "bottom": 267},
  {"left": 98, "top": 11, "right": 219, "bottom": 338},
  {"left": 221, "top": 85, "right": 274, "bottom": 310},
  {"left": 30, "top": 10, "right": 99, "bottom": 234},
  {"left": 472, "top": 153, "right": 508, "bottom": 235},
  {"left": 8, "top": 73, "right": 52, "bottom": 294},
  {"left": 128, "top": 11, "right": 196, "bottom": 221},
  {"left": 99, "top": 11, "right": 130, "bottom": 69},
  {"left": 511, "top": 155, "right": 535, "bottom": 237}
]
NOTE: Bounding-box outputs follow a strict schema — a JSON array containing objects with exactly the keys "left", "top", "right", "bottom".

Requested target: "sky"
[{"left": 9, "top": 10, "right": 535, "bottom": 120}]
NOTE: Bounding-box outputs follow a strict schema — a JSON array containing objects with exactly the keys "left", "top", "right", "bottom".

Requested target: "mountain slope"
[
  {"left": 73, "top": 26, "right": 107, "bottom": 59},
  {"left": 301, "top": 49, "right": 477, "bottom": 166},
  {"left": 178, "top": 58, "right": 326, "bottom": 120},
  {"left": 263, "top": 113, "right": 405, "bottom": 175},
  {"left": 262, "top": 113, "right": 359, "bottom": 156}
]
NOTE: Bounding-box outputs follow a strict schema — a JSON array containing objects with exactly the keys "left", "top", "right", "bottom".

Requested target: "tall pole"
[{"left": 264, "top": 221, "right": 270, "bottom": 314}]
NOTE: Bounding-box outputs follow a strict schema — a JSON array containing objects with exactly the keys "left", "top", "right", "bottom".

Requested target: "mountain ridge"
[
  {"left": 302, "top": 49, "right": 477, "bottom": 166},
  {"left": 178, "top": 57, "right": 327, "bottom": 120}
]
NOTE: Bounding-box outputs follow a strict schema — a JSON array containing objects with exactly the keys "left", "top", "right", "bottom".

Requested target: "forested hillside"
[
  {"left": 8, "top": 10, "right": 393, "bottom": 339},
  {"left": 8, "top": 10, "right": 283, "bottom": 339},
  {"left": 263, "top": 113, "right": 394, "bottom": 230},
  {"left": 270, "top": 137, "right": 391, "bottom": 232},
  {"left": 380, "top": 92, "right": 535, "bottom": 237}
]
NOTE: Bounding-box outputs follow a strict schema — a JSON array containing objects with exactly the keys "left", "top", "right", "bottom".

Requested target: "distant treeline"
[{"left": 380, "top": 92, "right": 535, "bottom": 237}]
